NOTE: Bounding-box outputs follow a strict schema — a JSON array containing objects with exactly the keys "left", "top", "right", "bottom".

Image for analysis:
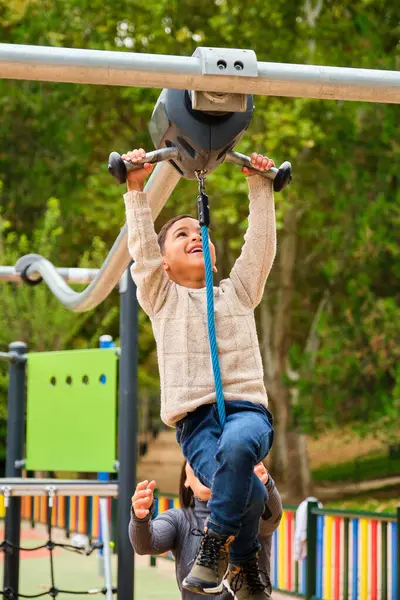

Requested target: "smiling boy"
[{"left": 123, "top": 148, "right": 276, "bottom": 599}]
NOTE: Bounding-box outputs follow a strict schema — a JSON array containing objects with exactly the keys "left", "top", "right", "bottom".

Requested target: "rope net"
[{"left": 0, "top": 503, "right": 117, "bottom": 599}]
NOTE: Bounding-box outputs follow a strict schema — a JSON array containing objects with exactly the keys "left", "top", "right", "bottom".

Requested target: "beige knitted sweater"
[{"left": 124, "top": 175, "right": 276, "bottom": 427}]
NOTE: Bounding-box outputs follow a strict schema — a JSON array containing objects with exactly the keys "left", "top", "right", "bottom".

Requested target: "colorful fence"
[
  {"left": 8, "top": 490, "right": 400, "bottom": 599},
  {"left": 155, "top": 496, "right": 181, "bottom": 514},
  {"left": 271, "top": 507, "right": 307, "bottom": 596},
  {"left": 19, "top": 495, "right": 117, "bottom": 542},
  {"left": 151, "top": 495, "right": 400, "bottom": 600},
  {"left": 312, "top": 507, "right": 398, "bottom": 600}
]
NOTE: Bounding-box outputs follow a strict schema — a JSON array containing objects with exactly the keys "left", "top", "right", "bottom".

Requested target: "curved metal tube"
[
  {"left": 16, "top": 162, "right": 181, "bottom": 312},
  {"left": 0, "top": 266, "right": 99, "bottom": 284}
]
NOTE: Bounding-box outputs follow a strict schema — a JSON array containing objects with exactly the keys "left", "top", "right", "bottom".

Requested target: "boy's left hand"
[{"left": 242, "top": 153, "right": 275, "bottom": 177}]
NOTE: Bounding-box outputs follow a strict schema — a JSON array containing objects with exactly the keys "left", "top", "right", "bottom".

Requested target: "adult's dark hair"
[
  {"left": 157, "top": 214, "right": 196, "bottom": 254},
  {"left": 178, "top": 459, "right": 194, "bottom": 509}
]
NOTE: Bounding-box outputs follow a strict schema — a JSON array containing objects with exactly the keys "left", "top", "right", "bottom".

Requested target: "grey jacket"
[{"left": 129, "top": 478, "right": 282, "bottom": 600}]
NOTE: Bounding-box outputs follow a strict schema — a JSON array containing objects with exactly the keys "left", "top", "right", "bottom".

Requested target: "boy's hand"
[
  {"left": 242, "top": 153, "right": 275, "bottom": 177},
  {"left": 122, "top": 148, "right": 154, "bottom": 192},
  {"left": 254, "top": 462, "right": 269, "bottom": 485},
  {"left": 132, "top": 479, "right": 156, "bottom": 518}
]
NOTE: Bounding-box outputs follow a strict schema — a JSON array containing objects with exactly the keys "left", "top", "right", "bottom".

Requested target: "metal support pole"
[
  {"left": 3, "top": 341, "right": 27, "bottom": 599},
  {"left": 99, "top": 497, "right": 114, "bottom": 600},
  {"left": 117, "top": 267, "right": 138, "bottom": 600},
  {"left": 0, "top": 44, "right": 399, "bottom": 104},
  {"left": 305, "top": 501, "right": 318, "bottom": 600},
  {"left": 98, "top": 335, "right": 115, "bottom": 577}
]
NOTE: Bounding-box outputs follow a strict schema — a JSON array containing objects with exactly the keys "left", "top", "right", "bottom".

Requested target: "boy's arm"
[
  {"left": 229, "top": 176, "right": 276, "bottom": 308},
  {"left": 128, "top": 506, "right": 179, "bottom": 555},
  {"left": 124, "top": 191, "right": 170, "bottom": 316}
]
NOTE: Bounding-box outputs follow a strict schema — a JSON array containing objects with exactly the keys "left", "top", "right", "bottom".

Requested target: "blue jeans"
[{"left": 176, "top": 401, "right": 274, "bottom": 564}]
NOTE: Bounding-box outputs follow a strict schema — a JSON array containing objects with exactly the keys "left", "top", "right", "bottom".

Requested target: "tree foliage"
[{"left": 0, "top": 0, "right": 399, "bottom": 478}]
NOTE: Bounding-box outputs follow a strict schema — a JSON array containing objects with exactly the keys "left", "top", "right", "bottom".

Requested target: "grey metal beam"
[
  {"left": 0, "top": 266, "right": 100, "bottom": 284},
  {"left": 0, "top": 44, "right": 399, "bottom": 103},
  {"left": 11, "top": 162, "right": 180, "bottom": 312},
  {"left": 0, "top": 479, "right": 119, "bottom": 497}
]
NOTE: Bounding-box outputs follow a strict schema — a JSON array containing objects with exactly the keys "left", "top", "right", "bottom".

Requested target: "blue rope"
[{"left": 201, "top": 224, "right": 226, "bottom": 428}]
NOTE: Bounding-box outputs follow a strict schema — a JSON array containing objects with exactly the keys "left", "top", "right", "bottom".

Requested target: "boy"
[{"left": 123, "top": 148, "right": 276, "bottom": 600}]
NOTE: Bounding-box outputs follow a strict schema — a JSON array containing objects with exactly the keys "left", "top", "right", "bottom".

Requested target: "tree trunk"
[
  {"left": 261, "top": 205, "right": 312, "bottom": 497},
  {"left": 268, "top": 380, "right": 290, "bottom": 484},
  {"left": 286, "top": 431, "right": 313, "bottom": 503}
]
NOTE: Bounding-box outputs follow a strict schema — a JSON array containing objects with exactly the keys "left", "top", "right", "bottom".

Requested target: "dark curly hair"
[{"left": 157, "top": 214, "right": 196, "bottom": 253}]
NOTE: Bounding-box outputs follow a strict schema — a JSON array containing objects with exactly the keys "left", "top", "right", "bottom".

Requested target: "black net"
[{"left": 0, "top": 503, "right": 117, "bottom": 599}]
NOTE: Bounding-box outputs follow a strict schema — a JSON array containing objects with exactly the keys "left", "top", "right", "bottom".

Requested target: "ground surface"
[{"left": 0, "top": 523, "right": 297, "bottom": 600}]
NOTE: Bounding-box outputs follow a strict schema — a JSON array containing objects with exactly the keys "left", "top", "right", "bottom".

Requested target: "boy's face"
[{"left": 162, "top": 217, "right": 216, "bottom": 284}]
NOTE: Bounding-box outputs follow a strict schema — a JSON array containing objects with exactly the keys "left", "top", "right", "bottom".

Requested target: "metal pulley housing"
[{"left": 148, "top": 88, "right": 254, "bottom": 180}]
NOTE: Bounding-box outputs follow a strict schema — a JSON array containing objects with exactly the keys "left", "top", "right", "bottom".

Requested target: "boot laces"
[
  {"left": 191, "top": 529, "right": 228, "bottom": 575},
  {"left": 231, "top": 560, "right": 270, "bottom": 595}
]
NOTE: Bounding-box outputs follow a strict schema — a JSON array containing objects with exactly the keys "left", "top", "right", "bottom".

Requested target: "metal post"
[
  {"left": 3, "top": 341, "right": 27, "bottom": 599},
  {"left": 99, "top": 498, "right": 114, "bottom": 600},
  {"left": 305, "top": 501, "right": 318, "bottom": 600},
  {"left": 98, "top": 335, "right": 115, "bottom": 577},
  {"left": 117, "top": 267, "right": 138, "bottom": 600}
]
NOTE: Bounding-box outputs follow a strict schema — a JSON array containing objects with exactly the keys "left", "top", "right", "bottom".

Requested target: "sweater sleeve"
[
  {"left": 128, "top": 507, "right": 180, "bottom": 555},
  {"left": 229, "top": 176, "right": 276, "bottom": 308},
  {"left": 124, "top": 191, "right": 170, "bottom": 316},
  {"left": 259, "top": 477, "right": 283, "bottom": 538}
]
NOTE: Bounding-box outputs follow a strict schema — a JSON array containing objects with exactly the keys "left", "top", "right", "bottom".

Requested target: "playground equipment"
[
  {"left": 0, "top": 44, "right": 399, "bottom": 102},
  {"left": 0, "top": 269, "right": 137, "bottom": 600},
  {"left": 0, "top": 43, "right": 399, "bottom": 600},
  {"left": 0, "top": 343, "right": 119, "bottom": 600},
  {"left": 0, "top": 44, "right": 398, "bottom": 312},
  {"left": 1, "top": 480, "right": 117, "bottom": 600},
  {"left": 108, "top": 88, "right": 292, "bottom": 189}
]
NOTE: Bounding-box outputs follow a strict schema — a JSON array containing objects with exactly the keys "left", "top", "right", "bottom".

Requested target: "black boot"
[
  {"left": 183, "top": 528, "right": 235, "bottom": 595},
  {"left": 224, "top": 556, "right": 271, "bottom": 599}
]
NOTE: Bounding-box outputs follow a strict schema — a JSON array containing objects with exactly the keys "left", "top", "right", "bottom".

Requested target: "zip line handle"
[
  {"left": 224, "top": 151, "right": 292, "bottom": 192},
  {"left": 108, "top": 147, "right": 179, "bottom": 184},
  {"left": 108, "top": 147, "right": 292, "bottom": 192}
]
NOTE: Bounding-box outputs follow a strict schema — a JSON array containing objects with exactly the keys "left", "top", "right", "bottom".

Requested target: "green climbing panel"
[{"left": 26, "top": 349, "right": 117, "bottom": 473}]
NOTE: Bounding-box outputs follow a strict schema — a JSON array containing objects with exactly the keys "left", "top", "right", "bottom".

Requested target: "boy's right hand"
[
  {"left": 122, "top": 148, "right": 154, "bottom": 192},
  {"left": 254, "top": 462, "right": 269, "bottom": 485},
  {"left": 131, "top": 479, "right": 156, "bottom": 518}
]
